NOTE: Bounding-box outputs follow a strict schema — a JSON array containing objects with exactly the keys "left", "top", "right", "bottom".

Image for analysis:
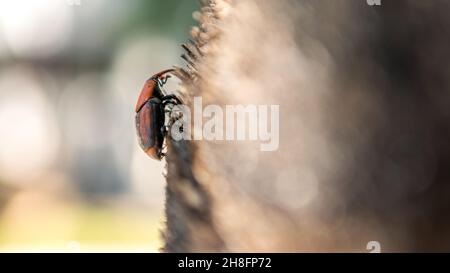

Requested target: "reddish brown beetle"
[{"left": 135, "top": 69, "right": 181, "bottom": 160}]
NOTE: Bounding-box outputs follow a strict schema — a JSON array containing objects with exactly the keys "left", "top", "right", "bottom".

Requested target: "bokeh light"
[
  {"left": 0, "top": 0, "right": 73, "bottom": 58},
  {"left": 0, "top": 0, "right": 198, "bottom": 252},
  {"left": 0, "top": 67, "right": 59, "bottom": 184}
]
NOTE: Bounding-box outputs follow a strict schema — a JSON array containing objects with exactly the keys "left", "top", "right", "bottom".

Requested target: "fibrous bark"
[{"left": 164, "top": 0, "right": 450, "bottom": 252}]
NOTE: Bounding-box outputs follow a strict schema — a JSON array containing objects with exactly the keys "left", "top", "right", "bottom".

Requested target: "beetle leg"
[
  {"left": 161, "top": 121, "right": 171, "bottom": 138},
  {"left": 161, "top": 94, "right": 182, "bottom": 105},
  {"left": 161, "top": 75, "right": 171, "bottom": 85},
  {"left": 156, "top": 146, "right": 165, "bottom": 159},
  {"left": 157, "top": 75, "right": 171, "bottom": 87}
]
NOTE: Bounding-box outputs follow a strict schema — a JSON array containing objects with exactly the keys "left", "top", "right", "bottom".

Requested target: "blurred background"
[{"left": 0, "top": 0, "right": 197, "bottom": 252}]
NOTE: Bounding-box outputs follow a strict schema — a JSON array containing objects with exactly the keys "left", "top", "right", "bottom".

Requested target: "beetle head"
[
  {"left": 135, "top": 69, "right": 174, "bottom": 112},
  {"left": 149, "top": 69, "right": 174, "bottom": 82}
]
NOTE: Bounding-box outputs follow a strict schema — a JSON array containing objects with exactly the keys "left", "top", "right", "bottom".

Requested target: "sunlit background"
[{"left": 0, "top": 0, "right": 197, "bottom": 252}]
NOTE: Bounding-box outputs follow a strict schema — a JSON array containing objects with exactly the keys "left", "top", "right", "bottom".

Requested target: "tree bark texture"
[{"left": 164, "top": 0, "right": 450, "bottom": 252}]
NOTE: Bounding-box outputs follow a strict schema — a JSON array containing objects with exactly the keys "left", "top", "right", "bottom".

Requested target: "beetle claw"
[
  {"left": 158, "top": 75, "right": 171, "bottom": 87},
  {"left": 163, "top": 75, "right": 171, "bottom": 83}
]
